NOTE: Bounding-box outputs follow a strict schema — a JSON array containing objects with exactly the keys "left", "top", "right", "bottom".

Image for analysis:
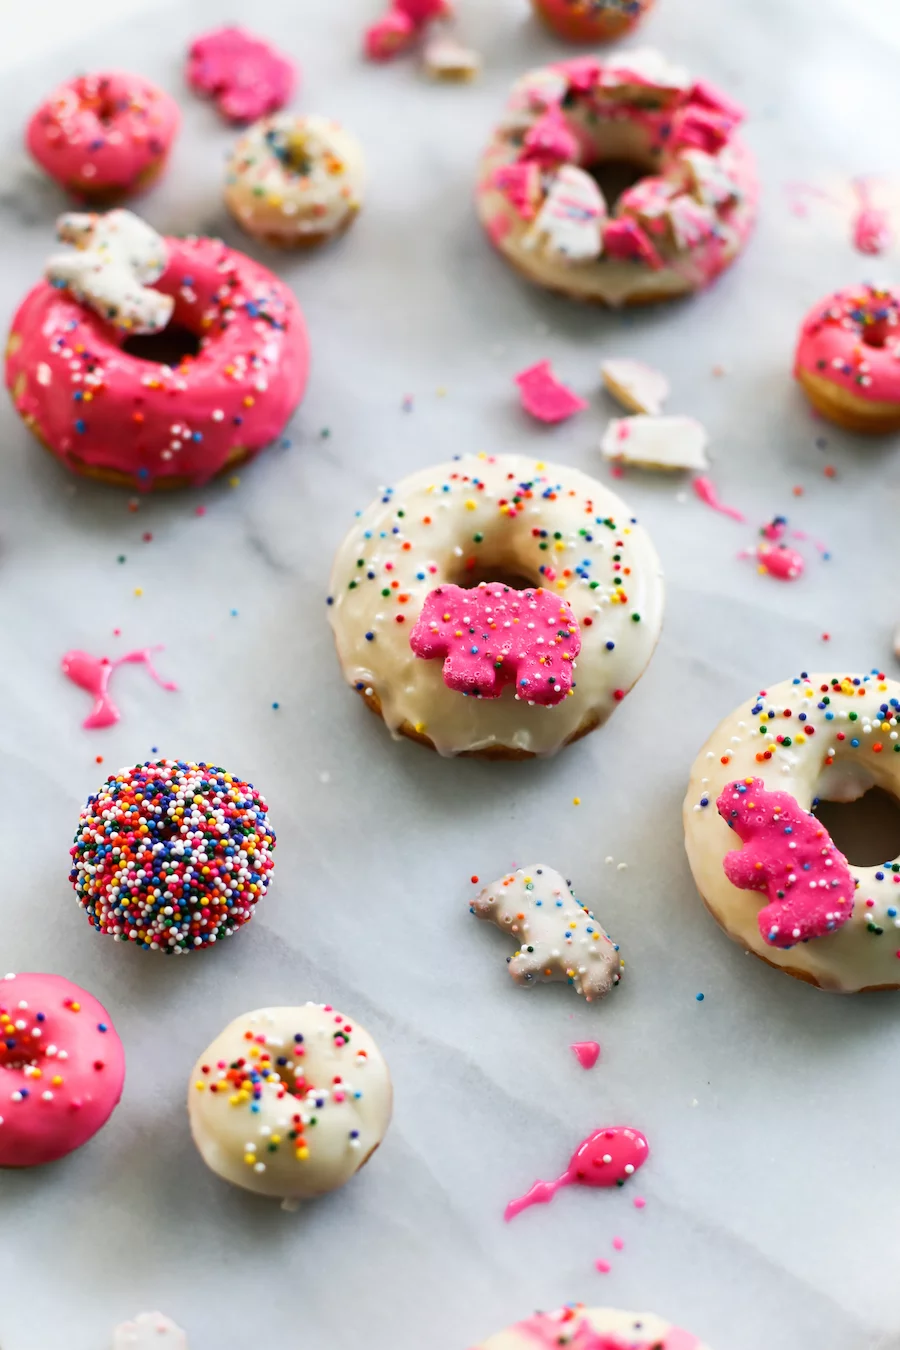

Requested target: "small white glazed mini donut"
[
  {"left": 472, "top": 1305, "right": 710, "bottom": 1349},
  {"left": 188, "top": 1002, "right": 392, "bottom": 1201},
  {"left": 224, "top": 113, "right": 366, "bottom": 248},
  {"left": 327, "top": 453, "right": 665, "bottom": 758},
  {"left": 684, "top": 671, "right": 900, "bottom": 993},
  {"left": 477, "top": 50, "right": 757, "bottom": 306}
]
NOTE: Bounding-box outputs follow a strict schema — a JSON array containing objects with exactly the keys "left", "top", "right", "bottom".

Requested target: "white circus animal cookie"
[
  {"left": 46, "top": 209, "right": 173, "bottom": 335},
  {"left": 423, "top": 31, "right": 481, "bottom": 81},
  {"left": 471, "top": 864, "right": 622, "bottom": 1001},
  {"left": 601, "top": 414, "right": 709, "bottom": 471},
  {"left": 523, "top": 165, "right": 607, "bottom": 264},
  {"left": 601, "top": 358, "right": 670, "bottom": 416},
  {"left": 113, "top": 1313, "right": 187, "bottom": 1350}
]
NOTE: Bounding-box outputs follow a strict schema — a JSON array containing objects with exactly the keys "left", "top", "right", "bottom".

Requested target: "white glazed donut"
[
  {"left": 188, "top": 1003, "right": 392, "bottom": 1200},
  {"left": 472, "top": 1305, "right": 710, "bottom": 1349},
  {"left": 476, "top": 50, "right": 757, "bottom": 306},
  {"left": 327, "top": 453, "right": 664, "bottom": 758},
  {"left": 224, "top": 113, "right": 366, "bottom": 248},
  {"left": 684, "top": 671, "right": 900, "bottom": 993}
]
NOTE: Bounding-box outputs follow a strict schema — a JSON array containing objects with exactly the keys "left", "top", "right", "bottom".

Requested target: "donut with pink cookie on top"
[{"left": 477, "top": 50, "right": 757, "bottom": 306}]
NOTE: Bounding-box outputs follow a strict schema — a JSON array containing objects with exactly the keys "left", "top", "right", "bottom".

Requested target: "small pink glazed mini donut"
[
  {"left": 0, "top": 972, "right": 125, "bottom": 1167},
  {"left": 531, "top": 0, "right": 654, "bottom": 43},
  {"left": 26, "top": 72, "right": 180, "bottom": 201},
  {"left": 5, "top": 211, "right": 310, "bottom": 490},
  {"left": 794, "top": 285, "right": 900, "bottom": 433}
]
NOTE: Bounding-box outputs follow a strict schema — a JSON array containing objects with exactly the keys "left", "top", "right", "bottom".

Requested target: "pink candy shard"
[
  {"left": 516, "top": 360, "right": 588, "bottom": 424},
  {"left": 521, "top": 107, "right": 580, "bottom": 165},
  {"left": 602, "top": 218, "right": 664, "bottom": 269},
  {"left": 409, "top": 582, "right": 581, "bottom": 706},
  {"left": 716, "top": 777, "right": 856, "bottom": 948},
  {"left": 187, "top": 26, "right": 296, "bottom": 123}
]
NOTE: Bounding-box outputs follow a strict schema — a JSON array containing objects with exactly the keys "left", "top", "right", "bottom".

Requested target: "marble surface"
[{"left": 1, "top": 1, "right": 900, "bottom": 1347}]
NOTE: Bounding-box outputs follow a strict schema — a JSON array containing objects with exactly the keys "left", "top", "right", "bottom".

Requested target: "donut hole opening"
[
  {"left": 814, "top": 787, "right": 900, "bottom": 867},
  {"left": 452, "top": 564, "right": 538, "bottom": 591},
  {"left": 0, "top": 1041, "right": 42, "bottom": 1073},
  {"left": 862, "top": 322, "right": 889, "bottom": 349},
  {"left": 587, "top": 159, "right": 648, "bottom": 210},
  {"left": 122, "top": 325, "right": 202, "bottom": 366}
]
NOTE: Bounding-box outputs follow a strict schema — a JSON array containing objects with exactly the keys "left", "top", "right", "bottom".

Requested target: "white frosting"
[
  {"left": 600, "top": 47, "right": 692, "bottom": 95},
  {"left": 684, "top": 673, "right": 900, "bottom": 992},
  {"left": 500, "top": 68, "right": 569, "bottom": 132},
  {"left": 601, "top": 358, "right": 670, "bottom": 415},
  {"left": 601, "top": 414, "right": 709, "bottom": 470},
  {"left": 46, "top": 210, "right": 173, "bottom": 335},
  {"left": 113, "top": 1314, "right": 187, "bottom": 1350},
  {"left": 474, "top": 1305, "right": 709, "bottom": 1349},
  {"left": 327, "top": 454, "right": 665, "bottom": 757},
  {"left": 224, "top": 114, "right": 366, "bottom": 245},
  {"left": 188, "top": 1003, "right": 392, "bottom": 1201},
  {"left": 472, "top": 864, "right": 623, "bottom": 1001},
  {"left": 423, "top": 31, "right": 481, "bottom": 81},
  {"left": 523, "top": 165, "right": 607, "bottom": 264}
]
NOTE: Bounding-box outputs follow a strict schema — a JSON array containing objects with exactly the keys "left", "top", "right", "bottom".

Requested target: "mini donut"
[
  {"left": 327, "top": 453, "right": 664, "bottom": 758},
  {"left": 531, "top": 0, "right": 654, "bottom": 43},
  {"left": 69, "top": 759, "right": 275, "bottom": 954},
  {"left": 794, "top": 285, "right": 900, "bottom": 433},
  {"left": 0, "top": 972, "right": 125, "bottom": 1167},
  {"left": 5, "top": 211, "right": 309, "bottom": 490},
  {"left": 472, "top": 1305, "right": 710, "bottom": 1349},
  {"left": 477, "top": 51, "right": 757, "bottom": 306},
  {"left": 225, "top": 114, "right": 365, "bottom": 249},
  {"left": 684, "top": 671, "right": 900, "bottom": 993},
  {"left": 188, "top": 1002, "right": 392, "bottom": 1201},
  {"left": 26, "top": 72, "right": 180, "bottom": 202}
]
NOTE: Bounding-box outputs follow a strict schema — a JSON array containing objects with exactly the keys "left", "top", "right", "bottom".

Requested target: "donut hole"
[
  {"left": 452, "top": 563, "right": 537, "bottom": 591},
  {"left": 122, "top": 325, "right": 202, "bottom": 366},
  {"left": 588, "top": 159, "right": 648, "bottom": 211},
  {"left": 814, "top": 787, "right": 900, "bottom": 867},
  {"left": 862, "top": 322, "right": 889, "bottom": 349},
  {"left": 0, "top": 1041, "right": 42, "bottom": 1073}
]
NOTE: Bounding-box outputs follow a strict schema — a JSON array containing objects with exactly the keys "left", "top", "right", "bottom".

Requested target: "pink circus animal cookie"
[
  {"left": 6, "top": 215, "right": 309, "bottom": 491},
  {"left": 409, "top": 582, "right": 581, "bottom": 706},
  {"left": 531, "top": 0, "right": 654, "bottom": 44},
  {"left": 26, "top": 72, "right": 180, "bottom": 201},
  {"left": 187, "top": 26, "right": 296, "bottom": 124},
  {"left": 471, "top": 1305, "right": 709, "bottom": 1350},
  {"left": 505, "top": 1126, "right": 649, "bottom": 1221},
  {"left": 515, "top": 360, "right": 588, "bottom": 423},
  {"left": 364, "top": 0, "right": 452, "bottom": 61},
  {"left": 794, "top": 285, "right": 900, "bottom": 433},
  {"left": 471, "top": 864, "right": 622, "bottom": 1001},
  {"left": 0, "top": 972, "right": 125, "bottom": 1167},
  {"left": 717, "top": 777, "right": 856, "bottom": 948}
]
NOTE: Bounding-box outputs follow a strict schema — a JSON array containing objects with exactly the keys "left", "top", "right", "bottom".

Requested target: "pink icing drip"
[
  {"left": 793, "top": 285, "right": 900, "bottom": 404},
  {"left": 756, "top": 541, "right": 804, "bottom": 581},
  {"left": 515, "top": 360, "right": 588, "bottom": 423},
  {"left": 571, "top": 1041, "right": 601, "bottom": 1069},
  {"left": 187, "top": 27, "right": 296, "bottom": 123},
  {"left": 717, "top": 777, "right": 856, "bottom": 947},
  {"left": 504, "top": 1126, "right": 649, "bottom": 1221},
  {"left": 851, "top": 179, "right": 891, "bottom": 256},
  {"left": 61, "top": 647, "right": 177, "bottom": 729},
  {"left": 692, "top": 476, "right": 745, "bottom": 521},
  {"left": 410, "top": 582, "right": 581, "bottom": 705}
]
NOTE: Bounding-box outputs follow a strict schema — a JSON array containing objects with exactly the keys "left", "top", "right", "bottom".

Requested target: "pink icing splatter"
[
  {"left": 756, "top": 541, "right": 804, "bottom": 581},
  {"left": 851, "top": 178, "right": 892, "bottom": 256},
  {"left": 364, "top": 0, "right": 451, "bottom": 60},
  {"left": 515, "top": 361, "right": 588, "bottom": 424},
  {"left": 612, "top": 1236, "right": 625, "bottom": 1250},
  {"left": 409, "top": 582, "right": 581, "bottom": 706},
  {"left": 633, "top": 1195, "right": 646, "bottom": 1209},
  {"left": 504, "top": 1126, "right": 649, "bottom": 1221},
  {"left": 717, "top": 776, "right": 856, "bottom": 947},
  {"left": 61, "top": 647, "right": 177, "bottom": 729},
  {"left": 692, "top": 476, "right": 745, "bottom": 521},
  {"left": 187, "top": 27, "right": 296, "bottom": 124},
  {"left": 571, "top": 1041, "right": 600, "bottom": 1070},
  {"left": 594, "top": 1259, "right": 612, "bottom": 1274}
]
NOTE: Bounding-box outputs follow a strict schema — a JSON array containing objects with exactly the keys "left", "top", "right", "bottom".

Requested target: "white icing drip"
[{"left": 46, "top": 210, "right": 172, "bottom": 334}]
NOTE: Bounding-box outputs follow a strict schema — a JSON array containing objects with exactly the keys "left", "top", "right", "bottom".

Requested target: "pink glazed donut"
[
  {"left": 6, "top": 230, "right": 310, "bottom": 490},
  {"left": 26, "top": 72, "right": 180, "bottom": 201},
  {"left": 794, "top": 285, "right": 900, "bottom": 433},
  {"left": 0, "top": 972, "right": 125, "bottom": 1167}
]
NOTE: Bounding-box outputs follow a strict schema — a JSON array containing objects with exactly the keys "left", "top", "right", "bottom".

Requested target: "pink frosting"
[
  {"left": 6, "top": 235, "right": 309, "bottom": 488},
  {"left": 26, "top": 72, "right": 180, "bottom": 197},
  {"left": 515, "top": 360, "right": 588, "bottom": 423},
  {"left": 187, "top": 26, "right": 296, "bottom": 124},
  {"left": 409, "top": 582, "right": 581, "bottom": 705},
  {"left": 756, "top": 542, "right": 804, "bottom": 581},
  {"left": 717, "top": 777, "right": 856, "bottom": 948},
  {"left": 0, "top": 972, "right": 125, "bottom": 1167},
  {"left": 62, "top": 648, "right": 177, "bottom": 729},
  {"left": 505, "top": 1126, "right": 649, "bottom": 1221},
  {"left": 794, "top": 286, "right": 900, "bottom": 406}
]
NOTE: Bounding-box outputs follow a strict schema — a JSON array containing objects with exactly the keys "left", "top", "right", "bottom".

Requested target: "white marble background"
[{"left": 1, "top": 0, "right": 899, "bottom": 1347}]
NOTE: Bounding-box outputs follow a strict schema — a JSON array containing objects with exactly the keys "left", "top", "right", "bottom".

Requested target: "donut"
[
  {"left": 5, "top": 211, "right": 309, "bottom": 490},
  {"left": 0, "top": 972, "right": 125, "bottom": 1167},
  {"left": 472, "top": 1306, "right": 709, "bottom": 1349},
  {"left": 327, "top": 453, "right": 664, "bottom": 758},
  {"left": 225, "top": 114, "right": 366, "bottom": 249},
  {"left": 188, "top": 1002, "right": 392, "bottom": 1201},
  {"left": 26, "top": 73, "right": 180, "bottom": 201},
  {"left": 684, "top": 671, "right": 900, "bottom": 993},
  {"left": 531, "top": 0, "right": 654, "bottom": 43},
  {"left": 794, "top": 285, "right": 900, "bottom": 433},
  {"left": 477, "top": 51, "right": 757, "bottom": 306},
  {"left": 69, "top": 760, "right": 276, "bottom": 954}
]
